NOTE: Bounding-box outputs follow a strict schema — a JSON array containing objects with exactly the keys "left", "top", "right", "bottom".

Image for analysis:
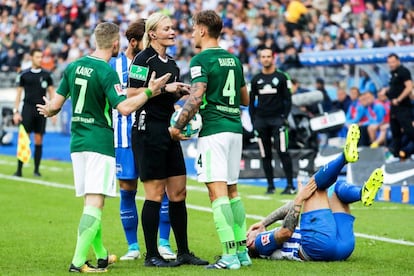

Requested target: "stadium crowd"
[
  {"left": 1, "top": 0, "right": 414, "bottom": 78},
  {"left": 1, "top": 0, "right": 414, "bottom": 158}
]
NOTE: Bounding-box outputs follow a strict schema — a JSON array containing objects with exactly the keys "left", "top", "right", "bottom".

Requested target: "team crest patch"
[
  {"left": 190, "top": 66, "right": 202, "bottom": 79},
  {"left": 114, "top": 83, "right": 123, "bottom": 95},
  {"left": 261, "top": 233, "right": 271, "bottom": 246},
  {"left": 129, "top": 65, "right": 149, "bottom": 81}
]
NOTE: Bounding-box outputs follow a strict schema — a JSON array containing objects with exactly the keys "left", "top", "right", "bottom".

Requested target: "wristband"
[
  {"left": 13, "top": 108, "right": 18, "bottom": 114},
  {"left": 161, "top": 87, "right": 167, "bottom": 94},
  {"left": 144, "top": 88, "right": 152, "bottom": 98}
]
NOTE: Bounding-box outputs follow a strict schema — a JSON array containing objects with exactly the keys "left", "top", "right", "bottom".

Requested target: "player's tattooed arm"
[
  {"left": 174, "top": 82, "right": 205, "bottom": 130},
  {"left": 261, "top": 201, "right": 294, "bottom": 227},
  {"left": 281, "top": 203, "right": 302, "bottom": 233}
]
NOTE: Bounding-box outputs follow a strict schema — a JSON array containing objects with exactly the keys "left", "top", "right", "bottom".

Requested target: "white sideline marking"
[{"left": 2, "top": 173, "right": 414, "bottom": 247}]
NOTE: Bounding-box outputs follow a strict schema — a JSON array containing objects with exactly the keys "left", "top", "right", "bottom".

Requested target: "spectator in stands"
[
  {"left": 369, "top": 91, "right": 390, "bottom": 148},
  {"left": 358, "top": 92, "right": 386, "bottom": 146},
  {"left": 285, "top": 0, "right": 309, "bottom": 36},
  {"left": 306, "top": 78, "right": 333, "bottom": 116},
  {"left": 332, "top": 88, "right": 352, "bottom": 114}
]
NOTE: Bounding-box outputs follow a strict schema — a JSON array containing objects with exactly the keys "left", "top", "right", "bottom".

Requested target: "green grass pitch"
[{"left": 1, "top": 154, "right": 414, "bottom": 275}]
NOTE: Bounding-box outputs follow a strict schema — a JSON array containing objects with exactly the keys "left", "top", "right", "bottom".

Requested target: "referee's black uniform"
[
  {"left": 128, "top": 45, "right": 188, "bottom": 261},
  {"left": 15, "top": 67, "right": 53, "bottom": 176},
  {"left": 386, "top": 64, "right": 414, "bottom": 156},
  {"left": 128, "top": 46, "right": 186, "bottom": 181},
  {"left": 249, "top": 69, "right": 295, "bottom": 194}
]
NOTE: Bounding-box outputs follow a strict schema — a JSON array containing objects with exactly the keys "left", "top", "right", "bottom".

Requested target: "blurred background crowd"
[{"left": 1, "top": 0, "right": 414, "bottom": 81}]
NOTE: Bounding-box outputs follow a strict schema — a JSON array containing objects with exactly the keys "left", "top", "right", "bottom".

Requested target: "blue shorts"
[
  {"left": 115, "top": 147, "right": 139, "bottom": 180},
  {"left": 300, "top": 209, "right": 355, "bottom": 261}
]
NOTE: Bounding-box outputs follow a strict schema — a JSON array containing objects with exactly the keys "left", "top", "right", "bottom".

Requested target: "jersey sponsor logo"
[
  {"left": 129, "top": 65, "right": 148, "bottom": 81},
  {"left": 190, "top": 66, "right": 202, "bottom": 79},
  {"left": 261, "top": 233, "right": 271, "bottom": 246},
  {"left": 259, "top": 84, "right": 277, "bottom": 94},
  {"left": 114, "top": 84, "right": 123, "bottom": 95}
]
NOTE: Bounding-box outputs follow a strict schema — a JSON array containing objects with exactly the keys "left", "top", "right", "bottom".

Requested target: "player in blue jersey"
[
  {"left": 247, "top": 124, "right": 384, "bottom": 261},
  {"left": 109, "top": 19, "right": 176, "bottom": 261}
]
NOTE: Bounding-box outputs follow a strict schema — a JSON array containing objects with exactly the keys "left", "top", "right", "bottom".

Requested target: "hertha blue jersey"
[
  {"left": 109, "top": 52, "right": 135, "bottom": 148},
  {"left": 255, "top": 227, "right": 302, "bottom": 261}
]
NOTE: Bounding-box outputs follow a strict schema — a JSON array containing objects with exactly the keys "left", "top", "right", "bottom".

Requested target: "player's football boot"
[
  {"left": 97, "top": 254, "right": 117, "bottom": 269},
  {"left": 69, "top": 263, "right": 107, "bottom": 273},
  {"left": 205, "top": 255, "right": 240, "bottom": 270},
  {"left": 176, "top": 252, "right": 209, "bottom": 266},
  {"left": 361, "top": 168, "right": 383, "bottom": 207},
  {"left": 344, "top": 124, "right": 360, "bottom": 163},
  {"left": 120, "top": 250, "right": 141, "bottom": 261},
  {"left": 237, "top": 249, "right": 252, "bottom": 266},
  {"left": 158, "top": 245, "right": 176, "bottom": 260}
]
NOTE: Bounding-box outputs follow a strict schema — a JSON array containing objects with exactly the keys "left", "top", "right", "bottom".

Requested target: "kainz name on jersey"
[
  {"left": 218, "top": 58, "right": 236, "bottom": 67},
  {"left": 75, "top": 66, "right": 93, "bottom": 77}
]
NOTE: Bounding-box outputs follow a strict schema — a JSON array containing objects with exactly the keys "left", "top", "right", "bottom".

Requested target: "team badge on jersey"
[
  {"left": 129, "top": 65, "right": 149, "bottom": 81},
  {"left": 261, "top": 233, "right": 271, "bottom": 246},
  {"left": 114, "top": 84, "right": 123, "bottom": 95},
  {"left": 190, "top": 66, "right": 202, "bottom": 79},
  {"left": 272, "top": 77, "right": 279, "bottom": 86}
]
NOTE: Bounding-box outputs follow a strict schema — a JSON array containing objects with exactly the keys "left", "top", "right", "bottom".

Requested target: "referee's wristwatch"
[{"left": 13, "top": 108, "right": 19, "bottom": 114}]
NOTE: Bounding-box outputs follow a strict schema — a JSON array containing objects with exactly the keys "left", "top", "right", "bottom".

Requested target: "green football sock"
[
  {"left": 92, "top": 223, "right": 107, "bottom": 260},
  {"left": 212, "top": 196, "right": 236, "bottom": 255},
  {"left": 230, "top": 196, "right": 247, "bottom": 253},
  {"left": 71, "top": 206, "right": 102, "bottom": 267}
]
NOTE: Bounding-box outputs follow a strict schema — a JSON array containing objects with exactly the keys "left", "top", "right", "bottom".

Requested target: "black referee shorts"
[
  {"left": 21, "top": 104, "right": 46, "bottom": 134},
  {"left": 131, "top": 121, "right": 186, "bottom": 181}
]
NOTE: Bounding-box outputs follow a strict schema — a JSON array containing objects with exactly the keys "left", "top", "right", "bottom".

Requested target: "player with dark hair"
[
  {"left": 36, "top": 21, "right": 171, "bottom": 273},
  {"left": 249, "top": 47, "right": 295, "bottom": 195},
  {"left": 169, "top": 10, "right": 250, "bottom": 270},
  {"left": 13, "top": 48, "right": 55, "bottom": 177},
  {"left": 379, "top": 53, "right": 414, "bottom": 159},
  {"left": 128, "top": 12, "right": 207, "bottom": 268},
  {"left": 247, "top": 124, "right": 384, "bottom": 262}
]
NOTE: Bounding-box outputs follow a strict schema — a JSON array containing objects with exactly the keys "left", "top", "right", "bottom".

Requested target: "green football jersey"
[
  {"left": 57, "top": 56, "right": 126, "bottom": 157},
  {"left": 190, "top": 47, "right": 246, "bottom": 137}
]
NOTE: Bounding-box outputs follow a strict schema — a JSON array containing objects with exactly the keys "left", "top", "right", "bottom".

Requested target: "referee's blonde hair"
[
  {"left": 94, "top": 22, "right": 120, "bottom": 49},
  {"left": 143, "top": 12, "right": 170, "bottom": 48}
]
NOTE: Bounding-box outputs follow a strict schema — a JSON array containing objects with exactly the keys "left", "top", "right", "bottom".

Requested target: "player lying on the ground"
[{"left": 246, "top": 124, "right": 384, "bottom": 261}]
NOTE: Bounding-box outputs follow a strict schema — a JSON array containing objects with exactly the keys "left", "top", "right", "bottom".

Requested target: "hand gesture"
[
  {"left": 148, "top": 72, "right": 171, "bottom": 96},
  {"left": 36, "top": 96, "right": 52, "bottom": 118},
  {"left": 165, "top": 82, "right": 191, "bottom": 95}
]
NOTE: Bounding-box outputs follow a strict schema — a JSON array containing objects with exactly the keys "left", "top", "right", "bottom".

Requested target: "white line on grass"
[{"left": 2, "top": 173, "right": 414, "bottom": 247}]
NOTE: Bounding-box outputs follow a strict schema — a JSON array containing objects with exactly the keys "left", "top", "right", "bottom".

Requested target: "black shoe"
[
  {"left": 13, "top": 171, "right": 22, "bottom": 177},
  {"left": 280, "top": 187, "right": 297, "bottom": 195},
  {"left": 176, "top": 252, "right": 209, "bottom": 266},
  {"left": 265, "top": 188, "right": 275, "bottom": 194},
  {"left": 69, "top": 262, "right": 106, "bottom": 273},
  {"left": 144, "top": 256, "right": 180, "bottom": 267},
  {"left": 33, "top": 171, "right": 41, "bottom": 177},
  {"left": 97, "top": 254, "right": 117, "bottom": 268}
]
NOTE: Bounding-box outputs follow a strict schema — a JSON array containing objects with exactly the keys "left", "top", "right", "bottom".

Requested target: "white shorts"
[
  {"left": 196, "top": 132, "right": 242, "bottom": 184},
  {"left": 71, "top": 152, "right": 117, "bottom": 197}
]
